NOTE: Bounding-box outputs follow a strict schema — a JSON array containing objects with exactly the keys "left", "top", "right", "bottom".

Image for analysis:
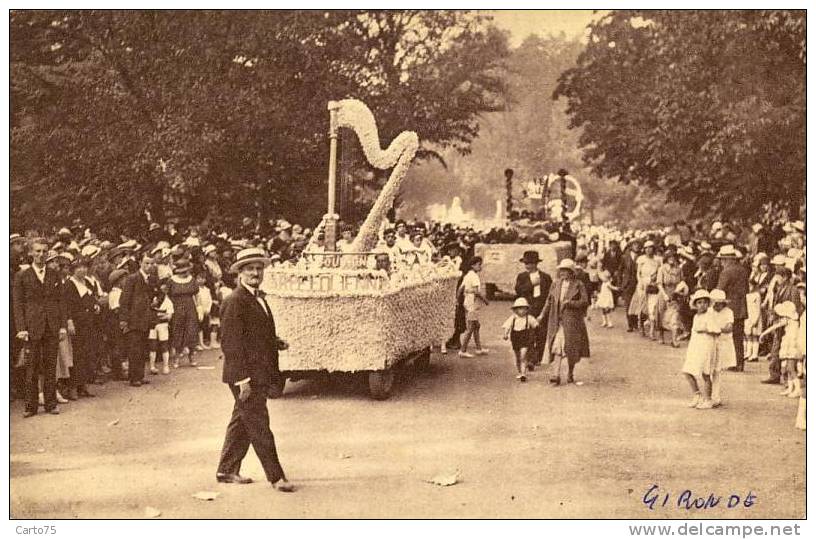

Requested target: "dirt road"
[{"left": 10, "top": 305, "right": 805, "bottom": 518}]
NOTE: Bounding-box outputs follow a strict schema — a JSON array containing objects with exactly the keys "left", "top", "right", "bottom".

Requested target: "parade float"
[
  {"left": 260, "top": 99, "right": 460, "bottom": 400},
  {"left": 476, "top": 170, "right": 580, "bottom": 296}
]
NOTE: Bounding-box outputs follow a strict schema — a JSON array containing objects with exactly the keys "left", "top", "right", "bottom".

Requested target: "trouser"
[
  {"left": 549, "top": 353, "right": 579, "bottom": 381},
  {"left": 125, "top": 330, "right": 149, "bottom": 383},
  {"left": 768, "top": 328, "right": 783, "bottom": 381},
  {"left": 622, "top": 289, "right": 636, "bottom": 329},
  {"left": 711, "top": 369, "right": 723, "bottom": 404},
  {"left": 70, "top": 331, "right": 94, "bottom": 386},
  {"left": 732, "top": 318, "right": 746, "bottom": 370},
  {"left": 217, "top": 383, "right": 286, "bottom": 483},
  {"left": 25, "top": 333, "right": 59, "bottom": 413}
]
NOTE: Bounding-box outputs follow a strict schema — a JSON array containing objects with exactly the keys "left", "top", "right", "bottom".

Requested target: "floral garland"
[{"left": 332, "top": 99, "right": 420, "bottom": 252}]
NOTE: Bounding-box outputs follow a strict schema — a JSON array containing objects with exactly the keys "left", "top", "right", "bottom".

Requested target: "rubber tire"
[
  {"left": 267, "top": 377, "right": 287, "bottom": 399},
  {"left": 368, "top": 370, "right": 395, "bottom": 400},
  {"left": 414, "top": 347, "right": 431, "bottom": 371}
]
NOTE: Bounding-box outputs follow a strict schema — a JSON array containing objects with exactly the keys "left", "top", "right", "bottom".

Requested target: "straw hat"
[
  {"left": 557, "top": 258, "right": 576, "bottom": 272},
  {"left": 690, "top": 289, "right": 711, "bottom": 304},
  {"left": 792, "top": 220, "right": 804, "bottom": 232},
  {"left": 173, "top": 259, "right": 193, "bottom": 274},
  {"left": 511, "top": 297, "right": 530, "bottom": 310},
  {"left": 230, "top": 247, "right": 271, "bottom": 273},
  {"left": 81, "top": 245, "right": 100, "bottom": 259},
  {"left": 203, "top": 244, "right": 217, "bottom": 255},
  {"left": 709, "top": 289, "right": 727, "bottom": 303},
  {"left": 643, "top": 240, "right": 655, "bottom": 248},
  {"left": 716, "top": 245, "right": 741, "bottom": 259},
  {"left": 771, "top": 254, "right": 787, "bottom": 266}
]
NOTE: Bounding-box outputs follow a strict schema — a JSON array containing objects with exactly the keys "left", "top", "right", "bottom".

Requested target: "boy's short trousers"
[{"left": 149, "top": 322, "right": 170, "bottom": 342}]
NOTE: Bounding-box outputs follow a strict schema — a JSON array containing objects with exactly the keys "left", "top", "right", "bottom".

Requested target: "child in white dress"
[
  {"left": 708, "top": 289, "right": 736, "bottom": 408},
  {"left": 502, "top": 298, "right": 539, "bottom": 382},
  {"left": 761, "top": 301, "right": 802, "bottom": 398},
  {"left": 744, "top": 282, "right": 762, "bottom": 362},
  {"left": 595, "top": 270, "right": 618, "bottom": 328},
  {"left": 681, "top": 289, "right": 716, "bottom": 409}
]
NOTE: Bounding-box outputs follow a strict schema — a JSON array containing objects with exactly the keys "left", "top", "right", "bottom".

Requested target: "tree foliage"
[
  {"left": 553, "top": 10, "right": 805, "bottom": 219},
  {"left": 10, "top": 10, "right": 509, "bottom": 233}
]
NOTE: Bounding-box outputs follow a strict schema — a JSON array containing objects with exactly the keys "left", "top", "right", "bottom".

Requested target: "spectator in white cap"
[
  {"left": 681, "top": 289, "right": 716, "bottom": 409},
  {"left": 760, "top": 302, "right": 802, "bottom": 398},
  {"left": 538, "top": 258, "right": 590, "bottom": 385},
  {"left": 707, "top": 289, "right": 736, "bottom": 406}
]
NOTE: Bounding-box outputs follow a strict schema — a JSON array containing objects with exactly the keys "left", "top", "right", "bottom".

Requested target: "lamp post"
[
  {"left": 325, "top": 101, "right": 341, "bottom": 251},
  {"left": 504, "top": 168, "right": 514, "bottom": 218}
]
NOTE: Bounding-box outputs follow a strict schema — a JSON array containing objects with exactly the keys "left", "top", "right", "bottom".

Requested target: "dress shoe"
[
  {"left": 271, "top": 479, "right": 296, "bottom": 492},
  {"left": 549, "top": 377, "right": 561, "bottom": 385},
  {"left": 77, "top": 387, "right": 95, "bottom": 398},
  {"left": 760, "top": 378, "right": 780, "bottom": 385},
  {"left": 23, "top": 410, "right": 37, "bottom": 418},
  {"left": 140, "top": 379, "right": 150, "bottom": 385},
  {"left": 130, "top": 381, "right": 142, "bottom": 387},
  {"left": 216, "top": 473, "right": 253, "bottom": 484},
  {"left": 46, "top": 407, "right": 60, "bottom": 415},
  {"left": 567, "top": 375, "right": 575, "bottom": 384},
  {"left": 726, "top": 366, "right": 740, "bottom": 372}
]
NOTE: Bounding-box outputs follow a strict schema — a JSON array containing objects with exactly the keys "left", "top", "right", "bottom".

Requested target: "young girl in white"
[
  {"left": 760, "top": 301, "right": 802, "bottom": 398},
  {"left": 595, "top": 269, "right": 618, "bottom": 328},
  {"left": 195, "top": 273, "right": 213, "bottom": 350},
  {"left": 681, "top": 289, "right": 716, "bottom": 409},
  {"left": 149, "top": 280, "right": 174, "bottom": 375},
  {"left": 708, "top": 289, "right": 736, "bottom": 408},
  {"left": 744, "top": 282, "right": 763, "bottom": 362},
  {"left": 458, "top": 256, "right": 489, "bottom": 358},
  {"left": 502, "top": 298, "right": 539, "bottom": 382}
]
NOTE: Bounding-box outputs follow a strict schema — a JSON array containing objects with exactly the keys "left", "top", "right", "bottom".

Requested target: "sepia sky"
[{"left": 489, "top": 10, "right": 604, "bottom": 46}]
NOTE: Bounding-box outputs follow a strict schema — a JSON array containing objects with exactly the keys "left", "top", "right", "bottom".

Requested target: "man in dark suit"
[
  {"left": 514, "top": 250, "right": 552, "bottom": 366},
  {"left": 12, "top": 238, "right": 68, "bottom": 416},
  {"left": 118, "top": 251, "right": 157, "bottom": 387},
  {"left": 716, "top": 246, "right": 750, "bottom": 372},
  {"left": 216, "top": 247, "right": 294, "bottom": 492},
  {"left": 617, "top": 241, "right": 640, "bottom": 332}
]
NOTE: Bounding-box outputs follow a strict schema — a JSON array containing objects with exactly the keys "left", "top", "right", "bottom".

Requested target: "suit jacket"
[
  {"left": 716, "top": 264, "right": 749, "bottom": 319},
  {"left": 514, "top": 270, "right": 552, "bottom": 315},
  {"left": 63, "top": 279, "right": 98, "bottom": 335},
  {"left": 119, "top": 271, "right": 156, "bottom": 332},
  {"left": 617, "top": 253, "right": 638, "bottom": 295},
  {"left": 12, "top": 266, "right": 67, "bottom": 340},
  {"left": 542, "top": 278, "right": 591, "bottom": 359},
  {"left": 220, "top": 284, "right": 280, "bottom": 386}
]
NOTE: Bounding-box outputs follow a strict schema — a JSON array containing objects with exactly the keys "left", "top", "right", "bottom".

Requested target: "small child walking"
[
  {"left": 681, "top": 289, "right": 716, "bottom": 409},
  {"left": 595, "top": 269, "right": 618, "bottom": 328},
  {"left": 458, "top": 257, "right": 489, "bottom": 358},
  {"left": 502, "top": 298, "right": 539, "bottom": 382}
]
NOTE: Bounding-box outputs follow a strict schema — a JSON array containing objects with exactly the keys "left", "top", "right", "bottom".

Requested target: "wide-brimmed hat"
[
  {"left": 690, "top": 289, "right": 711, "bottom": 304},
  {"left": 10, "top": 233, "right": 25, "bottom": 244},
  {"left": 643, "top": 240, "right": 655, "bottom": 248},
  {"left": 709, "top": 289, "right": 727, "bottom": 303},
  {"left": 116, "top": 256, "right": 134, "bottom": 270},
  {"left": 148, "top": 222, "right": 161, "bottom": 232},
  {"left": 81, "top": 245, "right": 100, "bottom": 259},
  {"left": 108, "top": 269, "right": 128, "bottom": 285},
  {"left": 795, "top": 281, "right": 806, "bottom": 290},
  {"left": 46, "top": 251, "right": 73, "bottom": 264},
  {"left": 557, "top": 258, "right": 576, "bottom": 272},
  {"left": 771, "top": 254, "right": 788, "bottom": 266},
  {"left": 716, "top": 245, "right": 741, "bottom": 259},
  {"left": 512, "top": 297, "right": 530, "bottom": 310},
  {"left": 230, "top": 247, "right": 271, "bottom": 273},
  {"left": 678, "top": 246, "right": 695, "bottom": 260},
  {"left": 752, "top": 223, "right": 763, "bottom": 233},
  {"left": 519, "top": 250, "right": 541, "bottom": 264},
  {"left": 787, "top": 248, "right": 803, "bottom": 260},
  {"left": 173, "top": 259, "right": 193, "bottom": 274},
  {"left": 203, "top": 244, "right": 217, "bottom": 255},
  {"left": 57, "top": 227, "right": 72, "bottom": 236},
  {"left": 753, "top": 252, "right": 769, "bottom": 264},
  {"left": 792, "top": 220, "right": 805, "bottom": 232},
  {"left": 774, "top": 301, "right": 798, "bottom": 320},
  {"left": 699, "top": 241, "right": 713, "bottom": 253}
]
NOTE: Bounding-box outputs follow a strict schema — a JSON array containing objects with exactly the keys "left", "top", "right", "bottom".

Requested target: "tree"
[
  {"left": 553, "top": 10, "right": 805, "bottom": 219},
  {"left": 10, "top": 10, "right": 509, "bottom": 233}
]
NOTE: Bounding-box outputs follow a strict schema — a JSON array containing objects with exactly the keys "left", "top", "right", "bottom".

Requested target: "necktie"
[{"left": 255, "top": 290, "right": 272, "bottom": 317}]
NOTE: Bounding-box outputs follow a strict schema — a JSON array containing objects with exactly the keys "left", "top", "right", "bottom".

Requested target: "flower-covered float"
[{"left": 260, "top": 99, "right": 460, "bottom": 399}]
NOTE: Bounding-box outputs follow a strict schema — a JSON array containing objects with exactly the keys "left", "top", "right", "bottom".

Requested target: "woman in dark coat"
[
  {"left": 538, "top": 258, "right": 590, "bottom": 385},
  {"left": 63, "top": 257, "right": 99, "bottom": 398}
]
